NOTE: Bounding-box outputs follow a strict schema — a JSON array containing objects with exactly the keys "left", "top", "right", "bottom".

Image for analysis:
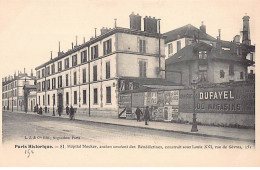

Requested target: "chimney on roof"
[
  {"left": 200, "top": 21, "right": 206, "bottom": 33},
  {"left": 144, "top": 15, "right": 158, "bottom": 33},
  {"left": 76, "top": 36, "right": 78, "bottom": 46},
  {"left": 31, "top": 69, "right": 33, "bottom": 77},
  {"left": 218, "top": 29, "right": 221, "bottom": 40},
  {"left": 95, "top": 28, "right": 97, "bottom": 38},
  {"left": 72, "top": 42, "right": 74, "bottom": 49},
  {"left": 129, "top": 12, "right": 142, "bottom": 31},
  {"left": 233, "top": 35, "right": 240, "bottom": 43},
  {"left": 59, "top": 41, "right": 60, "bottom": 53},
  {"left": 100, "top": 27, "right": 110, "bottom": 35},
  {"left": 83, "top": 37, "right": 85, "bottom": 43},
  {"left": 57, "top": 42, "right": 64, "bottom": 56},
  {"left": 242, "top": 13, "right": 251, "bottom": 45},
  {"left": 24, "top": 68, "right": 26, "bottom": 74},
  {"left": 114, "top": 18, "right": 117, "bottom": 28},
  {"left": 51, "top": 51, "right": 52, "bottom": 60}
]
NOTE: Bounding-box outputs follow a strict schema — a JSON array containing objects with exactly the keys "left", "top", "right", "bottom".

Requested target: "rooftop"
[
  {"left": 2, "top": 74, "right": 36, "bottom": 86},
  {"left": 163, "top": 24, "right": 217, "bottom": 44},
  {"left": 35, "top": 27, "right": 166, "bottom": 70},
  {"left": 166, "top": 41, "right": 254, "bottom": 65}
]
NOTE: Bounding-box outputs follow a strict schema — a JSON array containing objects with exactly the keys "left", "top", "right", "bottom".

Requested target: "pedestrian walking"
[
  {"left": 144, "top": 106, "right": 150, "bottom": 125},
  {"left": 39, "top": 107, "right": 42, "bottom": 115},
  {"left": 36, "top": 104, "right": 38, "bottom": 113},
  {"left": 69, "top": 105, "right": 75, "bottom": 120},
  {"left": 135, "top": 107, "right": 143, "bottom": 122},
  {"left": 66, "top": 105, "right": 70, "bottom": 115},
  {"left": 58, "top": 105, "right": 62, "bottom": 117}
]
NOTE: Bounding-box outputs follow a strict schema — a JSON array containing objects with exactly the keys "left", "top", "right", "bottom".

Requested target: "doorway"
[{"left": 58, "top": 93, "right": 63, "bottom": 113}]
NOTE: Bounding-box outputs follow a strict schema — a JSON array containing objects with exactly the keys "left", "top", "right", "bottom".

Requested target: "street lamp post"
[{"left": 191, "top": 80, "right": 198, "bottom": 132}]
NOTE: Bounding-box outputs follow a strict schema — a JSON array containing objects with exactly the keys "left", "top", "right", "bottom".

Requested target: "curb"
[{"left": 7, "top": 111, "right": 255, "bottom": 143}]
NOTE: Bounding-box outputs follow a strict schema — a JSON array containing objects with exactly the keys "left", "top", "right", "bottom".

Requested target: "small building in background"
[
  {"left": 2, "top": 70, "right": 36, "bottom": 112},
  {"left": 165, "top": 41, "right": 254, "bottom": 86},
  {"left": 164, "top": 14, "right": 255, "bottom": 87}
]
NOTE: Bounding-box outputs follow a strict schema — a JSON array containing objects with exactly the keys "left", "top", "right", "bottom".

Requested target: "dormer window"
[{"left": 199, "top": 51, "right": 207, "bottom": 59}]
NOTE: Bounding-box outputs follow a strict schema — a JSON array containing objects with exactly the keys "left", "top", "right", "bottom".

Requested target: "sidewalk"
[{"left": 12, "top": 110, "right": 255, "bottom": 143}]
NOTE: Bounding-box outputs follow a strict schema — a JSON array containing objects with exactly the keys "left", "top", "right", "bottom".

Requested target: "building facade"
[
  {"left": 2, "top": 72, "right": 36, "bottom": 111},
  {"left": 164, "top": 15, "right": 255, "bottom": 86},
  {"left": 165, "top": 41, "right": 254, "bottom": 86},
  {"left": 35, "top": 13, "right": 166, "bottom": 117}
]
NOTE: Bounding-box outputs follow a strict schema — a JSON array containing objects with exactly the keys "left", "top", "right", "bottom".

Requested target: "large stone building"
[
  {"left": 164, "top": 15, "right": 255, "bottom": 86},
  {"left": 35, "top": 13, "right": 167, "bottom": 117},
  {"left": 2, "top": 70, "right": 36, "bottom": 112}
]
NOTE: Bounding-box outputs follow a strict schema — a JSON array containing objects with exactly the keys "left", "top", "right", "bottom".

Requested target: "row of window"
[
  {"left": 37, "top": 58, "right": 148, "bottom": 92},
  {"left": 2, "top": 81, "right": 17, "bottom": 92},
  {"left": 38, "top": 87, "right": 112, "bottom": 106},
  {"left": 198, "top": 69, "right": 244, "bottom": 83},
  {"left": 37, "top": 62, "right": 111, "bottom": 91},
  {"left": 2, "top": 99, "right": 17, "bottom": 106},
  {"left": 220, "top": 70, "right": 244, "bottom": 79},
  {"left": 2, "top": 89, "right": 17, "bottom": 99},
  {"left": 37, "top": 39, "right": 113, "bottom": 79},
  {"left": 168, "top": 40, "right": 181, "bottom": 55}
]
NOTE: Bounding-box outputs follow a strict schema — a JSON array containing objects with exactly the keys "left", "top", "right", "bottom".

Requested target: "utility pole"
[
  {"left": 88, "top": 46, "right": 91, "bottom": 117},
  {"left": 158, "top": 19, "right": 161, "bottom": 72}
]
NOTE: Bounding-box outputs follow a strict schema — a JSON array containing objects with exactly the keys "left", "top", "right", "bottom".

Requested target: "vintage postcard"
[{"left": 0, "top": 0, "right": 259, "bottom": 167}]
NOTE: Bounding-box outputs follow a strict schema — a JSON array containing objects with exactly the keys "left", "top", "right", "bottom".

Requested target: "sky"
[{"left": 0, "top": 0, "right": 259, "bottom": 78}]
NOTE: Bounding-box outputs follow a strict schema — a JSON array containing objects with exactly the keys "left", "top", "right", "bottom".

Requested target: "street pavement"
[{"left": 2, "top": 111, "right": 254, "bottom": 146}]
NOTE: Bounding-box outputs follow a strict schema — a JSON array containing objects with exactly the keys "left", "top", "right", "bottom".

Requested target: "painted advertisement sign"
[
  {"left": 132, "top": 93, "right": 144, "bottom": 107},
  {"left": 119, "top": 94, "right": 131, "bottom": 108},
  {"left": 144, "top": 92, "right": 151, "bottom": 106},
  {"left": 157, "top": 91, "right": 164, "bottom": 107},
  {"left": 179, "top": 85, "right": 255, "bottom": 114},
  {"left": 150, "top": 92, "right": 157, "bottom": 106},
  {"left": 164, "top": 90, "right": 179, "bottom": 106}
]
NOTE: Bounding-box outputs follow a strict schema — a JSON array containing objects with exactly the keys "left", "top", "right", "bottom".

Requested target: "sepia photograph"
[{"left": 0, "top": 0, "right": 259, "bottom": 167}]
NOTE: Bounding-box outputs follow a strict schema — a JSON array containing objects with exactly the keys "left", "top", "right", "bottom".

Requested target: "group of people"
[
  {"left": 34, "top": 104, "right": 75, "bottom": 120},
  {"left": 135, "top": 106, "right": 150, "bottom": 125},
  {"left": 66, "top": 105, "right": 75, "bottom": 120}
]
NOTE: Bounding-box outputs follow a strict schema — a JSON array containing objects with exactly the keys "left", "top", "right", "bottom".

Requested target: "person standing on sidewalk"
[
  {"left": 135, "top": 107, "right": 143, "bottom": 122},
  {"left": 66, "top": 105, "right": 70, "bottom": 115},
  {"left": 39, "top": 107, "right": 42, "bottom": 115},
  {"left": 69, "top": 105, "right": 75, "bottom": 120},
  {"left": 58, "top": 105, "right": 62, "bottom": 117},
  {"left": 144, "top": 106, "right": 150, "bottom": 125}
]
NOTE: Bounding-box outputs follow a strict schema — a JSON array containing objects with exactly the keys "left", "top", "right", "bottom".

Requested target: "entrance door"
[
  {"left": 58, "top": 93, "right": 63, "bottom": 113},
  {"left": 31, "top": 100, "right": 33, "bottom": 111}
]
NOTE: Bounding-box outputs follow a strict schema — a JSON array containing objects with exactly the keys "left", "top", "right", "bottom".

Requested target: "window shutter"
[
  {"left": 139, "top": 61, "right": 142, "bottom": 77},
  {"left": 143, "top": 40, "right": 146, "bottom": 53},
  {"left": 103, "top": 42, "right": 106, "bottom": 55},
  {"left": 137, "top": 37, "right": 140, "bottom": 53},
  {"left": 139, "top": 40, "right": 142, "bottom": 52},
  {"left": 144, "top": 62, "right": 147, "bottom": 77},
  {"left": 91, "top": 47, "right": 93, "bottom": 59},
  {"left": 109, "top": 39, "right": 112, "bottom": 53},
  {"left": 96, "top": 46, "right": 99, "bottom": 58}
]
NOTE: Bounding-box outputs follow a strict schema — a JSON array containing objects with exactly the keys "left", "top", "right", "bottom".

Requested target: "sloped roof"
[
  {"left": 166, "top": 41, "right": 213, "bottom": 64},
  {"left": 166, "top": 41, "right": 253, "bottom": 65},
  {"left": 164, "top": 24, "right": 217, "bottom": 44}
]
